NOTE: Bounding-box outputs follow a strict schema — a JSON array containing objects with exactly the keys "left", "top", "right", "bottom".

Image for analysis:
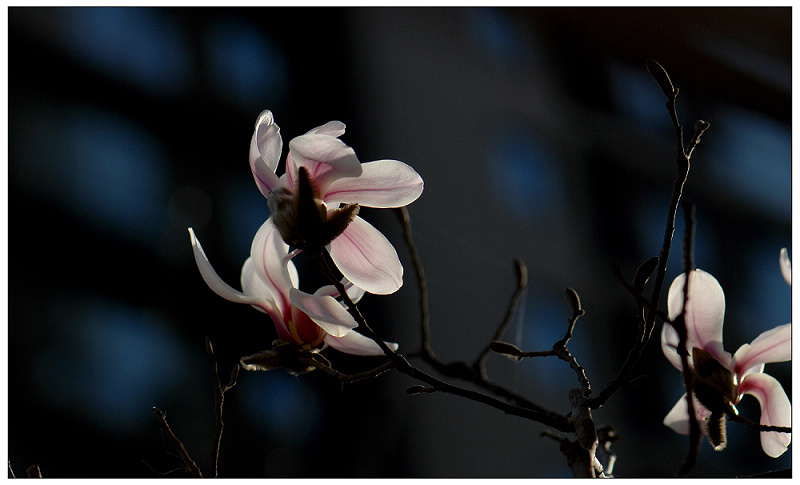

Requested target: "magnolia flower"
[
  {"left": 188, "top": 220, "right": 397, "bottom": 356},
  {"left": 661, "top": 268, "right": 791, "bottom": 457},
  {"left": 249, "top": 110, "right": 424, "bottom": 295}
]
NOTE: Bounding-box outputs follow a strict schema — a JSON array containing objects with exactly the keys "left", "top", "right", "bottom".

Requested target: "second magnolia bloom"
[
  {"left": 661, "top": 260, "right": 791, "bottom": 458},
  {"left": 189, "top": 221, "right": 398, "bottom": 356},
  {"left": 249, "top": 110, "right": 424, "bottom": 295}
]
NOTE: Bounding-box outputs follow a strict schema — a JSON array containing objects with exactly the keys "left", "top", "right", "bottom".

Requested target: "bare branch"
[{"left": 152, "top": 407, "right": 203, "bottom": 478}]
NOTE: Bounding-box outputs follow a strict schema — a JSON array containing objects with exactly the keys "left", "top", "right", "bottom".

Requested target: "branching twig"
[
  {"left": 313, "top": 248, "right": 573, "bottom": 432},
  {"left": 152, "top": 407, "right": 203, "bottom": 478},
  {"left": 394, "top": 208, "right": 565, "bottom": 416},
  {"left": 206, "top": 337, "right": 239, "bottom": 479},
  {"left": 474, "top": 258, "right": 528, "bottom": 375},
  {"left": 588, "top": 60, "right": 708, "bottom": 411}
]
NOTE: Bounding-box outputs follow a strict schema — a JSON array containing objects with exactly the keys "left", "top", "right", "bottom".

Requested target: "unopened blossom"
[
  {"left": 189, "top": 220, "right": 397, "bottom": 356},
  {"left": 249, "top": 110, "right": 424, "bottom": 295},
  {"left": 661, "top": 268, "right": 791, "bottom": 457}
]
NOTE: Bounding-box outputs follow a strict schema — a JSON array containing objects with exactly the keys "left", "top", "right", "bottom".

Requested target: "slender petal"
[
  {"left": 325, "top": 330, "right": 398, "bottom": 356},
  {"left": 287, "top": 134, "right": 362, "bottom": 193},
  {"left": 189, "top": 228, "right": 278, "bottom": 315},
  {"left": 250, "top": 219, "right": 294, "bottom": 316},
  {"left": 328, "top": 216, "right": 403, "bottom": 295},
  {"left": 732, "top": 323, "right": 792, "bottom": 378},
  {"left": 738, "top": 372, "right": 792, "bottom": 457},
  {"left": 780, "top": 248, "right": 791, "bottom": 286},
  {"left": 323, "top": 159, "right": 424, "bottom": 208},
  {"left": 249, "top": 110, "right": 283, "bottom": 198},
  {"left": 305, "top": 120, "right": 346, "bottom": 138},
  {"left": 667, "top": 270, "right": 729, "bottom": 365},
  {"left": 289, "top": 288, "right": 358, "bottom": 337}
]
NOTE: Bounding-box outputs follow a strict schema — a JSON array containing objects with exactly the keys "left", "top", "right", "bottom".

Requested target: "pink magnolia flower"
[
  {"left": 249, "top": 110, "right": 424, "bottom": 295},
  {"left": 188, "top": 220, "right": 397, "bottom": 356},
  {"left": 661, "top": 266, "right": 791, "bottom": 458}
]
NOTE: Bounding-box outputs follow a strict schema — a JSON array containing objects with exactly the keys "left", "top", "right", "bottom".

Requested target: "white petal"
[
  {"left": 660, "top": 322, "right": 684, "bottom": 371},
  {"left": 739, "top": 372, "right": 792, "bottom": 457},
  {"left": 323, "top": 159, "right": 424, "bottom": 208},
  {"left": 250, "top": 219, "right": 294, "bottom": 316},
  {"left": 325, "top": 330, "right": 398, "bottom": 356},
  {"left": 287, "top": 134, "right": 362, "bottom": 193},
  {"left": 188, "top": 228, "right": 277, "bottom": 314},
  {"left": 328, "top": 216, "right": 403, "bottom": 295},
  {"left": 780, "top": 248, "right": 791, "bottom": 286},
  {"left": 314, "top": 280, "right": 366, "bottom": 305},
  {"left": 249, "top": 110, "right": 283, "bottom": 198},
  {"left": 289, "top": 288, "right": 357, "bottom": 337},
  {"left": 732, "top": 323, "right": 791, "bottom": 378},
  {"left": 305, "top": 120, "right": 346, "bottom": 138},
  {"left": 667, "top": 270, "right": 729, "bottom": 365},
  {"left": 663, "top": 394, "right": 691, "bottom": 435}
]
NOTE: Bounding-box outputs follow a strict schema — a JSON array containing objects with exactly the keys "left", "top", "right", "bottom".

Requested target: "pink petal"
[
  {"left": 732, "top": 323, "right": 791, "bottom": 378},
  {"left": 289, "top": 288, "right": 357, "bottom": 337},
  {"left": 287, "top": 134, "right": 362, "bottom": 193},
  {"left": 249, "top": 110, "right": 283, "bottom": 198},
  {"left": 304, "top": 120, "right": 346, "bottom": 138},
  {"left": 188, "top": 228, "right": 278, "bottom": 316},
  {"left": 780, "top": 248, "right": 791, "bottom": 286},
  {"left": 323, "top": 159, "right": 424, "bottom": 208},
  {"left": 328, "top": 216, "right": 403, "bottom": 295},
  {"left": 249, "top": 219, "right": 294, "bottom": 316},
  {"left": 667, "top": 270, "right": 729, "bottom": 366},
  {"left": 324, "top": 330, "right": 398, "bottom": 356},
  {"left": 738, "top": 372, "right": 792, "bottom": 457}
]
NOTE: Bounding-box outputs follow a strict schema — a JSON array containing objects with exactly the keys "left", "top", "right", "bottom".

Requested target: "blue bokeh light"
[
  {"left": 34, "top": 297, "right": 191, "bottom": 434},
  {"left": 486, "top": 128, "right": 565, "bottom": 221},
  {"left": 237, "top": 371, "right": 322, "bottom": 445},
  {"left": 15, "top": 105, "right": 171, "bottom": 247},
  {"left": 705, "top": 106, "right": 791, "bottom": 221},
  {"left": 59, "top": 8, "right": 193, "bottom": 96},
  {"left": 206, "top": 19, "right": 288, "bottom": 110}
]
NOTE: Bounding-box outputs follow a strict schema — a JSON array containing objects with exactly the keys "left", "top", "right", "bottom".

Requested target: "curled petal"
[
  {"left": 328, "top": 216, "right": 403, "bottom": 295},
  {"left": 250, "top": 219, "right": 294, "bottom": 316},
  {"left": 668, "top": 270, "right": 729, "bottom": 365},
  {"left": 733, "top": 323, "right": 791, "bottom": 378},
  {"left": 249, "top": 110, "right": 283, "bottom": 198},
  {"left": 324, "top": 330, "right": 398, "bottom": 356},
  {"left": 314, "top": 280, "right": 366, "bottom": 305},
  {"left": 189, "top": 228, "right": 278, "bottom": 316},
  {"left": 305, "top": 120, "right": 346, "bottom": 138},
  {"left": 323, "top": 159, "right": 424, "bottom": 208},
  {"left": 289, "top": 288, "right": 358, "bottom": 338},
  {"left": 780, "top": 248, "right": 791, "bottom": 286},
  {"left": 738, "top": 372, "right": 792, "bottom": 457},
  {"left": 287, "top": 134, "right": 362, "bottom": 192}
]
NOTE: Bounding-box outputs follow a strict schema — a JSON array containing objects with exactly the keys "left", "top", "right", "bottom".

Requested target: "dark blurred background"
[{"left": 8, "top": 7, "right": 791, "bottom": 478}]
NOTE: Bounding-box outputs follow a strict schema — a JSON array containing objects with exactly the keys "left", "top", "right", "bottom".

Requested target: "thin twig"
[
  {"left": 589, "top": 60, "right": 705, "bottom": 411},
  {"left": 152, "top": 407, "right": 203, "bottom": 478},
  {"left": 726, "top": 411, "right": 792, "bottom": 434},
  {"left": 314, "top": 249, "right": 573, "bottom": 432},
  {"left": 395, "top": 208, "right": 564, "bottom": 416},
  {"left": 207, "top": 337, "right": 239, "bottom": 478},
  {"left": 474, "top": 259, "right": 528, "bottom": 376},
  {"left": 677, "top": 202, "right": 702, "bottom": 477}
]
